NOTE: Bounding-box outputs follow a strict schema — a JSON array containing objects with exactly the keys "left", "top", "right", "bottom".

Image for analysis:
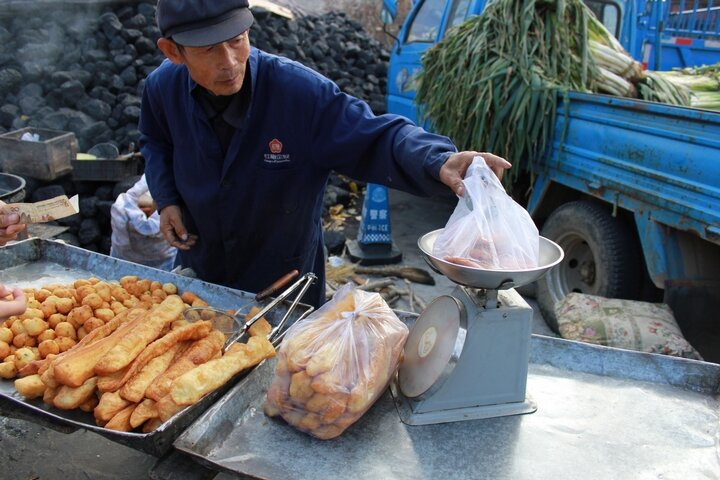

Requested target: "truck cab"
[{"left": 384, "top": 0, "right": 720, "bottom": 125}]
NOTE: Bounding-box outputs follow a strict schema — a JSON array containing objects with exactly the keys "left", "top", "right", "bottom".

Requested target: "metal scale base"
[
  {"left": 391, "top": 383, "right": 536, "bottom": 426},
  {"left": 393, "top": 286, "right": 538, "bottom": 426}
]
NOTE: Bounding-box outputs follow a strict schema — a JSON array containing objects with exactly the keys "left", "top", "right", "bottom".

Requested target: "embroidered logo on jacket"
[{"left": 264, "top": 138, "right": 290, "bottom": 164}]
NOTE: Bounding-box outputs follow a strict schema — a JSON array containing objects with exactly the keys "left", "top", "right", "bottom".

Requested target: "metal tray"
[
  {"left": 173, "top": 329, "right": 720, "bottom": 479},
  {"left": 418, "top": 229, "right": 564, "bottom": 289},
  {"left": 0, "top": 238, "right": 313, "bottom": 457}
]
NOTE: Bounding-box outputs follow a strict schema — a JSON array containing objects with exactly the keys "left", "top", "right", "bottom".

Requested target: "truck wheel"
[{"left": 536, "top": 200, "right": 642, "bottom": 333}]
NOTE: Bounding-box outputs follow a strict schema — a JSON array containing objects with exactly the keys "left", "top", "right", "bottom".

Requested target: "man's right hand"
[{"left": 160, "top": 205, "right": 197, "bottom": 251}]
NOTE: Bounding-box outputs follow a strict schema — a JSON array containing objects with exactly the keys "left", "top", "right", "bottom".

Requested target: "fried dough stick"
[
  {"left": 145, "top": 330, "right": 225, "bottom": 401},
  {"left": 95, "top": 295, "right": 186, "bottom": 375},
  {"left": 130, "top": 398, "right": 159, "bottom": 429},
  {"left": 119, "top": 341, "right": 188, "bottom": 403},
  {"left": 105, "top": 403, "right": 138, "bottom": 432},
  {"left": 19, "top": 308, "right": 140, "bottom": 379},
  {"left": 170, "top": 335, "right": 276, "bottom": 406},
  {"left": 53, "top": 308, "right": 148, "bottom": 387},
  {"left": 53, "top": 377, "right": 98, "bottom": 410},
  {"left": 95, "top": 391, "right": 131, "bottom": 424},
  {"left": 99, "top": 320, "right": 213, "bottom": 393}
]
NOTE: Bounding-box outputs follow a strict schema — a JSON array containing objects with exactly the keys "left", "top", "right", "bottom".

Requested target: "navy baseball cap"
[{"left": 156, "top": 0, "right": 254, "bottom": 47}]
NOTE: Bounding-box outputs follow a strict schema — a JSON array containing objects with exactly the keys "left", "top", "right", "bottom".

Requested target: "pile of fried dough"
[
  {"left": 5, "top": 276, "right": 275, "bottom": 433},
  {"left": 264, "top": 285, "right": 408, "bottom": 440}
]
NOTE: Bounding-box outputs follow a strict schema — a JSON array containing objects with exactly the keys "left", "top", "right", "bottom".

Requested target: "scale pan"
[{"left": 418, "top": 229, "right": 564, "bottom": 290}]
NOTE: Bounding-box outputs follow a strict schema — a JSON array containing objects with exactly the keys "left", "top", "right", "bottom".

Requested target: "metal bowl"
[
  {"left": 418, "top": 229, "right": 564, "bottom": 290},
  {"left": 0, "top": 172, "right": 26, "bottom": 203}
]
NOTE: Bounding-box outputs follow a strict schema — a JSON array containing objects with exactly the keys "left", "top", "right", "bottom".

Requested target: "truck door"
[{"left": 386, "top": 0, "right": 476, "bottom": 124}]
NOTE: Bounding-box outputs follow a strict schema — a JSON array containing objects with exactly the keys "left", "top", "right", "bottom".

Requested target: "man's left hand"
[{"left": 439, "top": 151, "right": 512, "bottom": 197}]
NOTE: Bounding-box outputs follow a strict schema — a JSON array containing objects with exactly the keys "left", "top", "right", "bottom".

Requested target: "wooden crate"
[{"left": 0, "top": 127, "right": 76, "bottom": 181}]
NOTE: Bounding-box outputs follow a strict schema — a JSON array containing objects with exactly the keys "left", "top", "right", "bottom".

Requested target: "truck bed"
[{"left": 528, "top": 91, "right": 720, "bottom": 247}]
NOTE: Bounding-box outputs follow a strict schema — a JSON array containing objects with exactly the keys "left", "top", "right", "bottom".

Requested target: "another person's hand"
[
  {"left": 0, "top": 200, "right": 27, "bottom": 246},
  {"left": 159, "top": 205, "right": 198, "bottom": 251},
  {"left": 439, "top": 151, "right": 512, "bottom": 197},
  {"left": 0, "top": 284, "right": 27, "bottom": 320}
]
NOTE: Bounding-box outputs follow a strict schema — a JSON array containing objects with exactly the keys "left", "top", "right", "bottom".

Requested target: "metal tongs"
[{"left": 183, "top": 272, "right": 317, "bottom": 351}]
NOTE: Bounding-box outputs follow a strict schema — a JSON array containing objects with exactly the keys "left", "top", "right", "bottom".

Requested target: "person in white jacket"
[{"left": 110, "top": 175, "right": 177, "bottom": 270}]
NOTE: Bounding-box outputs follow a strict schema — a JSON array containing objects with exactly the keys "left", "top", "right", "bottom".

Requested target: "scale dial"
[{"left": 399, "top": 295, "right": 467, "bottom": 399}]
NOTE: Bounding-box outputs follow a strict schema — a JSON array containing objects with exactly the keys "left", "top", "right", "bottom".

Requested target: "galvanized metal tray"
[
  {"left": 0, "top": 238, "right": 313, "bottom": 457},
  {"left": 173, "top": 329, "right": 720, "bottom": 479}
]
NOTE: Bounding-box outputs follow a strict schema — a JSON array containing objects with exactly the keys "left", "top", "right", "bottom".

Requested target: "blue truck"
[{"left": 380, "top": 0, "right": 720, "bottom": 354}]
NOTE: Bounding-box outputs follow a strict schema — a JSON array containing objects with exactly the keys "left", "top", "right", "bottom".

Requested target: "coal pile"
[
  {"left": 0, "top": 2, "right": 389, "bottom": 152},
  {"left": 0, "top": 1, "right": 389, "bottom": 254}
]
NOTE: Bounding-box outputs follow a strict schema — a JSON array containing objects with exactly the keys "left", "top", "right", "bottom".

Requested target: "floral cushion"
[{"left": 554, "top": 293, "right": 703, "bottom": 360}]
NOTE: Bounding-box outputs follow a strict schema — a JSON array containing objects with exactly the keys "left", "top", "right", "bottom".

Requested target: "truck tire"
[{"left": 536, "top": 200, "right": 642, "bottom": 333}]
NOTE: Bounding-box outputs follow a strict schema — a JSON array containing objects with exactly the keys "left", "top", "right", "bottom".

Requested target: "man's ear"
[{"left": 157, "top": 38, "right": 183, "bottom": 64}]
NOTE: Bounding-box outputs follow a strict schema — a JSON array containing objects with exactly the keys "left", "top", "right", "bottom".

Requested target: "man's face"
[{"left": 159, "top": 31, "right": 251, "bottom": 96}]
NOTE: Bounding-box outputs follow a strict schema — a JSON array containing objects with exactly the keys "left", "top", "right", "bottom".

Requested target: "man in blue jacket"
[{"left": 141, "top": 0, "right": 511, "bottom": 308}]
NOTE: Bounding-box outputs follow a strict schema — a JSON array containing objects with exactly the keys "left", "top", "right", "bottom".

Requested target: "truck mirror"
[{"left": 381, "top": 7, "right": 395, "bottom": 25}]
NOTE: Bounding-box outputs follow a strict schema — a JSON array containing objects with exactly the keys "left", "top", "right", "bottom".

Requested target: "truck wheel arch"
[{"left": 536, "top": 200, "right": 643, "bottom": 333}]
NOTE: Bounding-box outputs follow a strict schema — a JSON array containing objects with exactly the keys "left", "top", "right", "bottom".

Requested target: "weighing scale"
[{"left": 392, "top": 229, "right": 564, "bottom": 425}]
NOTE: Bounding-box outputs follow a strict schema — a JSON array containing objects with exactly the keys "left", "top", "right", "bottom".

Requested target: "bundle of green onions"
[
  {"left": 415, "top": 0, "right": 692, "bottom": 188},
  {"left": 654, "top": 63, "right": 720, "bottom": 111}
]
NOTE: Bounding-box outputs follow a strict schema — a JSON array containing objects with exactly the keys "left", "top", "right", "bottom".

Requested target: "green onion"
[{"left": 415, "top": 0, "right": 694, "bottom": 190}]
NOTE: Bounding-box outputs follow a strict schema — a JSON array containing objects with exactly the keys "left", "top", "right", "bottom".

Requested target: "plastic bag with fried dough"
[{"left": 264, "top": 283, "right": 408, "bottom": 440}]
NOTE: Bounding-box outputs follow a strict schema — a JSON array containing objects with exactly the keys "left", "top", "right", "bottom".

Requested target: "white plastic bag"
[
  {"left": 110, "top": 175, "right": 177, "bottom": 270},
  {"left": 432, "top": 157, "right": 539, "bottom": 270},
  {"left": 264, "top": 283, "right": 409, "bottom": 440}
]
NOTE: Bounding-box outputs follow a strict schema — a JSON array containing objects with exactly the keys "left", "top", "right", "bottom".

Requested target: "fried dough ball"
[
  {"left": 76, "top": 285, "right": 96, "bottom": 301},
  {"left": 111, "top": 286, "right": 131, "bottom": 302},
  {"left": 22, "top": 318, "right": 48, "bottom": 337},
  {"left": 110, "top": 301, "right": 127, "bottom": 315},
  {"left": 34, "top": 288, "right": 53, "bottom": 303},
  {"left": 0, "top": 361, "right": 17, "bottom": 379},
  {"left": 81, "top": 293, "right": 103, "bottom": 310},
  {"left": 38, "top": 339, "right": 60, "bottom": 358},
  {"left": 55, "top": 297, "right": 74, "bottom": 315},
  {"left": 83, "top": 317, "right": 105, "bottom": 333},
  {"left": 151, "top": 289, "right": 168, "bottom": 302},
  {"left": 21, "top": 308, "right": 43, "bottom": 320},
  {"left": 162, "top": 283, "right": 178, "bottom": 295},
  {"left": 94, "top": 282, "right": 112, "bottom": 302},
  {"left": 54, "top": 322, "right": 77, "bottom": 340},
  {"left": 10, "top": 319, "right": 25, "bottom": 336},
  {"left": 37, "top": 329, "right": 56, "bottom": 343},
  {"left": 12, "top": 333, "right": 32, "bottom": 348},
  {"left": 14, "top": 347, "right": 36, "bottom": 370},
  {"left": 56, "top": 336, "right": 76, "bottom": 352},
  {"left": 94, "top": 308, "right": 115, "bottom": 323},
  {"left": 73, "top": 279, "right": 92, "bottom": 289},
  {"left": 0, "top": 327, "right": 12, "bottom": 344},
  {"left": 67, "top": 305, "right": 93, "bottom": 326},
  {"left": 47, "top": 313, "right": 67, "bottom": 329},
  {"left": 123, "top": 297, "right": 140, "bottom": 308},
  {"left": 0, "top": 340, "right": 10, "bottom": 359},
  {"left": 40, "top": 300, "right": 57, "bottom": 318},
  {"left": 27, "top": 299, "right": 42, "bottom": 310},
  {"left": 134, "top": 279, "right": 152, "bottom": 296},
  {"left": 51, "top": 288, "right": 74, "bottom": 299},
  {"left": 119, "top": 275, "right": 138, "bottom": 289}
]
